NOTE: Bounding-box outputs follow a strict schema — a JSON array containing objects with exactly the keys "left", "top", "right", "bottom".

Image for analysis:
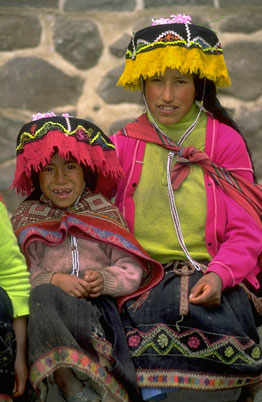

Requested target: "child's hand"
[
  {"left": 83, "top": 270, "right": 104, "bottom": 298},
  {"left": 51, "top": 273, "right": 90, "bottom": 298},
  {"left": 13, "top": 353, "right": 28, "bottom": 397},
  {"left": 189, "top": 272, "right": 222, "bottom": 307},
  {"left": 12, "top": 316, "right": 28, "bottom": 397}
]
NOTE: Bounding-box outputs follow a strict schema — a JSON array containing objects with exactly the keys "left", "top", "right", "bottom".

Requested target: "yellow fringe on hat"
[{"left": 117, "top": 46, "right": 231, "bottom": 90}]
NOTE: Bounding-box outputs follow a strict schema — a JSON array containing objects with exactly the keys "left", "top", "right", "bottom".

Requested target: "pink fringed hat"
[{"left": 11, "top": 113, "right": 124, "bottom": 198}]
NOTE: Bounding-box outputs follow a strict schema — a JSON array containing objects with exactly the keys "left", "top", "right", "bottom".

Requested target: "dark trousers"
[{"left": 0, "top": 286, "right": 16, "bottom": 395}]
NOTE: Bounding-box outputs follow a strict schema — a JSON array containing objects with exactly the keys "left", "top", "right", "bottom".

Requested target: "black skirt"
[
  {"left": 28, "top": 283, "right": 142, "bottom": 402},
  {"left": 121, "top": 268, "right": 262, "bottom": 392}
]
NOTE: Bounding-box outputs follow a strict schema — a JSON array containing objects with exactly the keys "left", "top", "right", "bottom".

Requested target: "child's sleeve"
[
  {"left": 27, "top": 241, "right": 57, "bottom": 288},
  {"left": 0, "top": 202, "right": 31, "bottom": 317},
  {"left": 100, "top": 244, "right": 144, "bottom": 297}
]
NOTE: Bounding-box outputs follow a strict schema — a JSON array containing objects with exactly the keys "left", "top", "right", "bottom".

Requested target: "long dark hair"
[{"left": 194, "top": 76, "right": 257, "bottom": 181}]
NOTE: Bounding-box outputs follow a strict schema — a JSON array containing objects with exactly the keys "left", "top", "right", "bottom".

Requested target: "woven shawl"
[{"left": 11, "top": 189, "right": 163, "bottom": 310}]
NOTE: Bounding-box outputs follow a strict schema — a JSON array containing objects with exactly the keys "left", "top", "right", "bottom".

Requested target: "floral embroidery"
[
  {"left": 81, "top": 356, "right": 90, "bottom": 366},
  {"left": 136, "top": 369, "right": 262, "bottom": 390},
  {"left": 251, "top": 346, "right": 261, "bottom": 359},
  {"left": 45, "top": 356, "right": 53, "bottom": 367},
  {"left": 224, "top": 346, "right": 234, "bottom": 358},
  {"left": 187, "top": 336, "right": 200, "bottom": 349},
  {"left": 30, "top": 346, "right": 128, "bottom": 402},
  {"left": 70, "top": 351, "right": 79, "bottom": 362},
  {"left": 128, "top": 334, "right": 141, "bottom": 347},
  {"left": 35, "top": 361, "right": 45, "bottom": 372},
  {"left": 30, "top": 123, "right": 37, "bottom": 133},
  {"left": 157, "top": 333, "right": 169, "bottom": 348},
  {"left": 126, "top": 323, "right": 262, "bottom": 368}
]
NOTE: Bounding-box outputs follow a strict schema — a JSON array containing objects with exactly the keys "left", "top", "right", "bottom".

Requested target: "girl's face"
[
  {"left": 39, "top": 153, "right": 85, "bottom": 208},
  {"left": 144, "top": 68, "right": 196, "bottom": 125}
]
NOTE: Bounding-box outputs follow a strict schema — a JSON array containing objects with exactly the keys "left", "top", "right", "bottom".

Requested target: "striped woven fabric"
[{"left": 172, "top": 146, "right": 262, "bottom": 228}]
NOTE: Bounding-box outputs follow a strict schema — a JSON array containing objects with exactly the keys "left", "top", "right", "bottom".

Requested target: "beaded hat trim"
[
  {"left": 11, "top": 113, "right": 123, "bottom": 197},
  {"left": 117, "top": 14, "right": 231, "bottom": 90},
  {"left": 16, "top": 118, "right": 114, "bottom": 154}
]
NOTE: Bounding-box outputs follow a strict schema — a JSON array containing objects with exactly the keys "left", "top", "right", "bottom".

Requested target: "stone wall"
[{"left": 0, "top": 0, "right": 261, "bottom": 211}]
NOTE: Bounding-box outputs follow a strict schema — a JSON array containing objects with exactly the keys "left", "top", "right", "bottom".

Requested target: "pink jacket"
[{"left": 111, "top": 114, "right": 262, "bottom": 291}]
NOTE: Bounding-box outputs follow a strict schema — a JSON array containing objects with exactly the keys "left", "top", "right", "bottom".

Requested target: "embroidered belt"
[
  {"left": 164, "top": 260, "right": 207, "bottom": 327},
  {"left": 164, "top": 260, "right": 196, "bottom": 276}
]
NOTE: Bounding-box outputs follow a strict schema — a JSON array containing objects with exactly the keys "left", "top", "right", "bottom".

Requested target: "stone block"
[
  {"left": 0, "top": 14, "right": 41, "bottom": 50},
  {"left": 0, "top": 0, "right": 58, "bottom": 7},
  {"left": 0, "top": 57, "right": 83, "bottom": 110},
  {"left": 220, "top": 14, "right": 262, "bottom": 34},
  {"left": 97, "top": 65, "right": 141, "bottom": 104},
  {"left": 223, "top": 42, "right": 262, "bottom": 101},
  {"left": 53, "top": 16, "right": 103, "bottom": 70},
  {"left": 64, "top": 0, "right": 136, "bottom": 11}
]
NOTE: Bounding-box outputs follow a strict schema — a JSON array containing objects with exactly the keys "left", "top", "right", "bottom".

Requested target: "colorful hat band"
[
  {"left": 16, "top": 116, "right": 114, "bottom": 154},
  {"left": 117, "top": 19, "right": 231, "bottom": 90}
]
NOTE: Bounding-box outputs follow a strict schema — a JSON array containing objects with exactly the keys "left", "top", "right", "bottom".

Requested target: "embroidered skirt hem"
[{"left": 122, "top": 271, "right": 262, "bottom": 391}]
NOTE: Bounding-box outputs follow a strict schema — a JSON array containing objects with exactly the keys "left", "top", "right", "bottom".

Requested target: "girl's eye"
[
  {"left": 42, "top": 166, "right": 53, "bottom": 172},
  {"left": 66, "top": 164, "right": 76, "bottom": 170},
  {"left": 148, "top": 76, "right": 162, "bottom": 83},
  {"left": 151, "top": 78, "right": 161, "bottom": 83},
  {"left": 175, "top": 79, "right": 187, "bottom": 84}
]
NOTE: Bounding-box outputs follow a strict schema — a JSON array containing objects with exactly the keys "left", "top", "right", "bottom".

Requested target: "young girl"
[
  {"left": 111, "top": 14, "right": 262, "bottom": 402},
  {"left": 0, "top": 196, "right": 30, "bottom": 401},
  {"left": 10, "top": 113, "right": 162, "bottom": 402}
]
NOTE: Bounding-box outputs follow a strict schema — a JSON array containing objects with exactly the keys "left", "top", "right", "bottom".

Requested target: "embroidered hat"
[
  {"left": 117, "top": 14, "right": 231, "bottom": 90},
  {"left": 11, "top": 112, "right": 124, "bottom": 197}
]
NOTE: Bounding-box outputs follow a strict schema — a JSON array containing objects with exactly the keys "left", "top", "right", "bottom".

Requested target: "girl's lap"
[{"left": 122, "top": 270, "right": 262, "bottom": 381}]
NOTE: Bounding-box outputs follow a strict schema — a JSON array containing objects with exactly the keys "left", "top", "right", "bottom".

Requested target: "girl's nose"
[
  {"left": 54, "top": 169, "right": 67, "bottom": 183},
  {"left": 162, "top": 83, "right": 174, "bottom": 102}
]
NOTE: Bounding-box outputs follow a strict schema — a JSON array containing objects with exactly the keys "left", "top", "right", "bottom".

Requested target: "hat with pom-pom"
[
  {"left": 11, "top": 113, "right": 124, "bottom": 198},
  {"left": 117, "top": 14, "right": 231, "bottom": 90}
]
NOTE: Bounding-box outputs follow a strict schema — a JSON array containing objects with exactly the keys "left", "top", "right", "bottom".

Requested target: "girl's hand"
[
  {"left": 51, "top": 273, "right": 90, "bottom": 298},
  {"left": 189, "top": 272, "right": 223, "bottom": 307},
  {"left": 83, "top": 270, "right": 104, "bottom": 298}
]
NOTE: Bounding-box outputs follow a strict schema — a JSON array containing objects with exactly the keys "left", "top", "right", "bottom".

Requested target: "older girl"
[{"left": 111, "top": 14, "right": 262, "bottom": 402}]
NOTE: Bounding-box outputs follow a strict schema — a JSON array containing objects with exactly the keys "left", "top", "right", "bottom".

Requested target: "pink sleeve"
[
  {"left": 206, "top": 119, "right": 261, "bottom": 288},
  {"left": 206, "top": 191, "right": 262, "bottom": 289},
  {"left": 100, "top": 244, "right": 144, "bottom": 297},
  {"left": 27, "top": 242, "right": 56, "bottom": 287}
]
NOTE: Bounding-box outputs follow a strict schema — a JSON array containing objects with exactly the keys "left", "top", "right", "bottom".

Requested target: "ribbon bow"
[{"left": 171, "top": 146, "right": 211, "bottom": 190}]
